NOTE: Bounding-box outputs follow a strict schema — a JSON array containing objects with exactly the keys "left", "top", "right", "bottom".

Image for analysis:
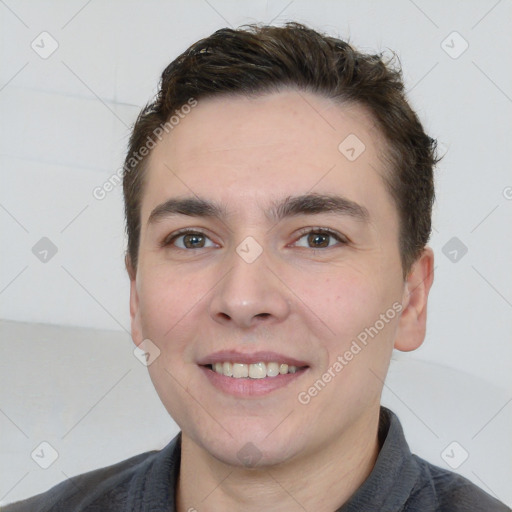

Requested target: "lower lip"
[{"left": 199, "top": 365, "right": 308, "bottom": 397}]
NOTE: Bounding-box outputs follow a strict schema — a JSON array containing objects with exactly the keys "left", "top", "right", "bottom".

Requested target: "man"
[{"left": 4, "top": 22, "right": 509, "bottom": 512}]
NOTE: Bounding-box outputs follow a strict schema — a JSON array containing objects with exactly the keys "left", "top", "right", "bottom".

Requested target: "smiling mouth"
[{"left": 203, "top": 362, "right": 308, "bottom": 379}]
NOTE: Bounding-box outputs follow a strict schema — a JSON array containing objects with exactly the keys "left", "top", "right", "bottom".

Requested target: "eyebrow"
[
  {"left": 270, "top": 193, "right": 369, "bottom": 223},
  {"left": 146, "top": 193, "right": 369, "bottom": 227},
  {"left": 147, "top": 197, "right": 227, "bottom": 226}
]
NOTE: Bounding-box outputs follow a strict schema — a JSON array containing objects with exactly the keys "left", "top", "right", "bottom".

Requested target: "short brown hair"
[{"left": 123, "top": 22, "right": 438, "bottom": 276}]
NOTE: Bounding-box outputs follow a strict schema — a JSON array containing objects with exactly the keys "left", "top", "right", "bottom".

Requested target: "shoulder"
[
  {"left": 2, "top": 449, "right": 160, "bottom": 512},
  {"left": 409, "top": 455, "right": 510, "bottom": 512}
]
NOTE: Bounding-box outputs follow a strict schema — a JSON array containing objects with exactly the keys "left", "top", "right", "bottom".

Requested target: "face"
[{"left": 129, "top": 90, "right": 429, "bottom": 468}]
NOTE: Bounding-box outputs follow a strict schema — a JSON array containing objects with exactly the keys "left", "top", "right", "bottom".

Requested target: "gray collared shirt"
[{"left": 3, "top": 407, "right": 509, "bottom": 511}]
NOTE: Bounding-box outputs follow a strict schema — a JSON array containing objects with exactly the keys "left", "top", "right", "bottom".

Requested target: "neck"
[{"left": 176, "top": 407, "right": 381, "bottom": 512}]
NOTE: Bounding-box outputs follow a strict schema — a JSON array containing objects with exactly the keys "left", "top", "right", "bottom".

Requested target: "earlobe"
[{"left": 394, "top": 247, "right": 435, "bottom": 352}]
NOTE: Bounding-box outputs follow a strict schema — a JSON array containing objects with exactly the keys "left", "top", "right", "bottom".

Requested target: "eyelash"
[
  {"left": 294, "top": 227, "right": 349, "bottom": 248},
  {"left": 161, "top": 227, "right": 349, "bottom": 250},
  {"left": 161, "top": 228, "right": 217, "bottom": 249}
]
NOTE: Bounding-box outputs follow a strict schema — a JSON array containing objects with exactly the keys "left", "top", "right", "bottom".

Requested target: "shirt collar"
[
  {"left": 131, "top": 406, "right": 419, "bottom": 511},
  {"left": 337, "top": 406, "right": 422, "bottom": 511},
  {"left": 125, "top": 432, "right": 181, "bottom": 512}
]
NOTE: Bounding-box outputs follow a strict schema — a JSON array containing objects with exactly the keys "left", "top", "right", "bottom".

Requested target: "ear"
[
  {"left": 394, "top": 247, "right": 434, "bottom": 352},
  {"left": 126, "top": 254, "right": 143, "bottom": 347}
]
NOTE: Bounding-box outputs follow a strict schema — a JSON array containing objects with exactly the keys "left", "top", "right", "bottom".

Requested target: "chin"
[
  {"left": 210, "top": 440, "right": 299, "bottom": 469},
  {"left": 189, "top": 422, "right": 306, "bottom": 470}
]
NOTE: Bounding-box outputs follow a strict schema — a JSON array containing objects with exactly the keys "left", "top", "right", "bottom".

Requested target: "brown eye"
[
  {"left": 181, "top": 233, "right": 206, "bottom": 248},
  {"left": 307, "top": 232, "right": 331, "bottom": 248},
  {"left": 166, "top": 231, "right": 216, "bottom": 249},
  {"left": 294, "top": 229, "right": 346, "bottom": 249}
]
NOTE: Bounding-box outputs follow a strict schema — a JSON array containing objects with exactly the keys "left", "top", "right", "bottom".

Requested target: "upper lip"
[{"left": 197, "top": 350, "right": 309, "bottom": 367}]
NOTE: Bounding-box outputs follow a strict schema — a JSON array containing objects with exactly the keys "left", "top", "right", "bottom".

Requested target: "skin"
[{"left": 127, "top": 89, "right": 434, "bottom": 511}]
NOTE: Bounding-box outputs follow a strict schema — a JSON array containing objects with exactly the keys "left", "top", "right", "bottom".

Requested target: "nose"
[{"left": 208, "top": 247, "right": 291, "bottom": 329}]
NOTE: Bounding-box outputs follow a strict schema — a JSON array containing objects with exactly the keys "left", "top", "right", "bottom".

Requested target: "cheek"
[
  {"left": 137, "top": 269, "right": 206, "bottom": 422},
  {"left": 137, "top": 268, "right": 204, "bottom": 352},
  {"left": 293, "top": 267, "right": 398, "bottom": 362},
  {"left": 295, "top": 268, "right": 378, "bottom": 332}
]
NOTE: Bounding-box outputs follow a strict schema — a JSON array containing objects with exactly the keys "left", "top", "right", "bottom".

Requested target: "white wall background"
[{"left": 1, "top": 0, "right": 511, "bottom": 507}]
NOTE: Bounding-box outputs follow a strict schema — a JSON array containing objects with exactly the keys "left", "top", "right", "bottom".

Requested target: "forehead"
[{"left": 141, "top": 90, "right": 395, "bottom": 224}]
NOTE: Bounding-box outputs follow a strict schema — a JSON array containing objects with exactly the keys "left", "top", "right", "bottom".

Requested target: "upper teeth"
[{"left": 212, "top": 362, "right": 298, "bottom": 379}]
